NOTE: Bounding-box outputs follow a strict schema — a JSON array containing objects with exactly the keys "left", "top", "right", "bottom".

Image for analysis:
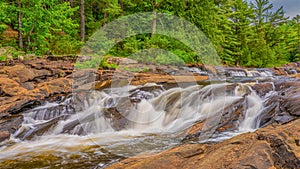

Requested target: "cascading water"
[{"left": 0, "top": 82, "right": 274, "bottom": 168}]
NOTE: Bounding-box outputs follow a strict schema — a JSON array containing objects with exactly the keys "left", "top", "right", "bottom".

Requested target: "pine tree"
[{"left": 219, "top": 0, "right": 254, "bottom": 66}]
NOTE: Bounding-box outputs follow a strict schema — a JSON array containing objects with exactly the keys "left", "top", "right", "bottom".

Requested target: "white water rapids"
[{"left": 0, "top": 82, "right": 275, "bottom": 167}]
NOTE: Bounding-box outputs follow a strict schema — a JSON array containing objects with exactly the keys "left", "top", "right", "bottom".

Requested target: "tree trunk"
[
  {"left": 70, "top": 0, "right": 73, "bottom": 8},
  {"left": 27, "top": 24, "right": 35, "bottom": 51},
  {"left": 17, "top": 0, "right": 23, "bottom": 49},
  {"left": 27, "top": 35, "right": 31, "bottom": 51},
  {"left": 80, "top": 0, "right": 85, "bottom": 42},
  {"left": 151, "top": 8, "right": 157, "bottom": 37},
  {"left": 103, "top": 2, "right": 108, "bottom": 29},
  {"left": 70, "top": 0, "right": 74, "bottom": 20},
  {"left": 151, "top": 0, "right": 163, "bottom": 37}
]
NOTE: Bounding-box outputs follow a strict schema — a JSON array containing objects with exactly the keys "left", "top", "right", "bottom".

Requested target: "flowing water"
[{"left": 0, "top": 81, "right": 278, "bottom": 168}]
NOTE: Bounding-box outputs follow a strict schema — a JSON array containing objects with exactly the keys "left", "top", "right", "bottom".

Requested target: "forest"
[{"left": 0, "top": 0, "right": 299, "bottom": 67}]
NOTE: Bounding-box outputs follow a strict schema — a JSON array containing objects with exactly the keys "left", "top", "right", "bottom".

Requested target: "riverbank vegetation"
[{"left": 0, "top": 0, "right": 299, "bottom": 67}]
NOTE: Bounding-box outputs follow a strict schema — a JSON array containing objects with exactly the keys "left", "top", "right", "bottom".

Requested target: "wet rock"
[
  {"left": 256, "top": 81, "right": 300, "bottom": 127},
  {"left": 7, "top": 99, "right": 41, "bottom": 114},
  {"left": 107, "top": 119, "right": 300, "bottom": 169},
  {"left": 0, "top": 131, "right": 10, "bottom": 142},
  {"left": 0, "top": 78, "right": 72, "bottom": 131},
  {"left": 251, "top": 82, "right": 274, "bottom": 97},
  {"left": 183, "top": 97, "right": 245, "bottom": 142},
  {"left": 260, "top": 82, "right": 300, "bottom": 126},
  {"left": 16, "top": 115, "right": 70, "bottom": 140},
  {"left": 0, "top": 115, "right": 23, "bottom": 138},
  {"left": 103, "top": 107, "right": 130, "bottom": 131},
  {"left": 204, "top": 65, "right": 218, "bottom": 76},
  {"left": 75, "top": 80, "right": 112, "bottom": 91},
  {"left": 129, "top": 84, "right": 164, "bottom": 102},
  {"left": 184, "top": 120, "right": 205, "bottom": 137},
  {"left": 273, "top": 67, "right": 287, "bottom": 76},
  {"left": 274, "top": 81, "right": 300, "bottom": 91},
  {"left": 281, "top": 87, "right": 300, "bottom": 116}
]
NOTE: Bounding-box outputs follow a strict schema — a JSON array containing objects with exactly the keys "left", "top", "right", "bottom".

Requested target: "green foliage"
[
  {"left": 74, "top": 55, "right": 118, "bottom": 70},
  {"left": 0, "top": 2, "right": 8, "bottom": 34},
  {"left": 50, "top": 35, "right": 83, "bottom": 55},
  {"left": 0, "top": 0, "right": 299, "bottom": 67},
  {"left": 109, "top": 34, "right": 196, "bottom": 65},
  {"left": 20, "top": 0, "right": 79, "bottom": 55},
  {"left": 100, "top": 59, "right": 118, "bottom": 69},
  {"left": 0, "top": 56, "right": 6, "bottom": 61},
  {"left": 123, "top": 66, "right": 149, "bottom": 73},
  {"left": 74, "top": 56, "right": 101, "bottom": 69}
]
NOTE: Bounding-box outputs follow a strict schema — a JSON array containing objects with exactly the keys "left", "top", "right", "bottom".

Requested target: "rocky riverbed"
[{"left": 0, "top": 57, "right": 299, "bottom": 168}]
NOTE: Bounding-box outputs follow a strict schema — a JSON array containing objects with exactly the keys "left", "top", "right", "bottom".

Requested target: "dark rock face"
[
  {"left": 0, "top": 131, "right": 10, "bottom": 142},
  {"left": 251, "top": 82, "right": 274, "bottom": 97},
  {"left": 257, "top": 81, "right": 300, "bottom": 127},
  {"left": 182, "top": 97, "right": 246, "bottom": 143},
  {"left": 0, "top": 115, "right": 23, "bottom": 141}
]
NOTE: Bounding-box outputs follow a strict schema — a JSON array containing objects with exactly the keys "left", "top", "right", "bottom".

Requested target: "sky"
[{"left": 247, "top": 0, "right": 300, "bottom": 19}]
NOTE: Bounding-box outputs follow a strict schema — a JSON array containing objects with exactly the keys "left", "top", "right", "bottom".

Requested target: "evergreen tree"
[{"left": 219, "top": 0, "right": 254, "bottom": 66}]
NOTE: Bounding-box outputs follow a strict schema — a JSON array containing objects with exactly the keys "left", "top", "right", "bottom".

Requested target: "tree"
[
  {"left": 0, "top": 1, "right": 8, "bottom": 35},
  {"left": 249, "top": 0, "right": 289, "bottom": 67},
  {"left": 18, "top": 0, "right": 79, "bottom": 54},
  {"left": 17, "top": 0, "right": 23, "bottom": 49},
  {"left": 219, "top": 0, "right": 254, "bottom": 66},
  {"left": 80, "top": 0, "right": 85, "bottom": 41},
  {"left": 150, "top": 0, "right": 164, "bottom": 37},
  {"left": 283, "top": 16, "right": 300, "bottom": 62}
]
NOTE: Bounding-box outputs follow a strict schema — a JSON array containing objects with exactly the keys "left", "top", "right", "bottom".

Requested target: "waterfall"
[
  {"left": 0, "top": 82, "right": 270, "bottom": 163},
  {"left": 15, "top": 83, "right": 264, "bottom": 136},
  {"left": 238, "top": 87, "right": 263, "bottom": 132}
]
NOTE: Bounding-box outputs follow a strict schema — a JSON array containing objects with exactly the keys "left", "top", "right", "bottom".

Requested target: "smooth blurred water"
[{"left": 0, "top": 82, "right": 271, "bottom": 168}]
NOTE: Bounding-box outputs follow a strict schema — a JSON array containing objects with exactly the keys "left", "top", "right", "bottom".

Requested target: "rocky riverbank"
[
  {"left": 0, "top": 57, "right": 300, "bottom": 168},
  {"left": 0, "top": 57, "right": 208, "bottom": 141},
  {"left": 107, "top": 118, "right": 300, "bottom": 169}
]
